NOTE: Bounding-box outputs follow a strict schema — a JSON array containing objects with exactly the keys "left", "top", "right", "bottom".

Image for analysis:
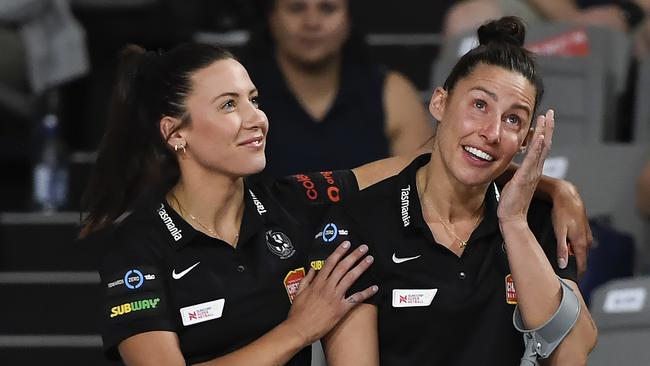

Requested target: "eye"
[
  {"left": 504, "top": 114, "right": 521, "bottom": 125},
  {"left": 287, "top": 1, "right": 306, "bottom": 13},
  {"left": 473, "top": 100, "right": 486, "bottom": 110},
  {"left": 251, "top": 95, "right": 260, "bottom": 108},
  {"left": 319, "top": 1, "right": 338, "bottom": 14},
  {"left": 222, "top": 100, "right": 235, "bottom": 111}
]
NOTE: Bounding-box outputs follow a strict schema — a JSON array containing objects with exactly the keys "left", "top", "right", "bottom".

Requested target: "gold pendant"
[{"left": 459, "top": 240, "right": 467, "bottom": 249}]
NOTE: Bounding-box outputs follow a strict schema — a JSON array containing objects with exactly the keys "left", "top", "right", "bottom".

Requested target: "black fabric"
[
  {"left": 310, "top": 154, "right": 577, "bottom": 366},
  {"left": 248, "top": 51, "right": 389, "bottom": 177},
  {"left": 98, "top": 170, "right": 357, "bottom": 365}
]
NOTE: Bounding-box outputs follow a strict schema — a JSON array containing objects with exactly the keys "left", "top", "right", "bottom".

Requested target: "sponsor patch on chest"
[
  {"left": 391, "top": 289, "right": 437, "bottom": 308},
  {"left": 284, "top": 267, "right": 306, "bottom": 303},
  {"left": 505, "top": 274, "right": 517, "bottom": 304},
  {"left": 179, "top": 299, "right": 225, "bottom": 326}
]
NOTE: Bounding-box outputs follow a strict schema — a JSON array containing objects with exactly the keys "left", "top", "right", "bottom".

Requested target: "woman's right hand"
[{"left": 285, "top": 241, "right": 377, "bottom": 345}]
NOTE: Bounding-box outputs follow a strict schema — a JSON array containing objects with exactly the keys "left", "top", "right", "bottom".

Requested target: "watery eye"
[{"left": 505, "top": 114, "right": 521, "bottom": 125}]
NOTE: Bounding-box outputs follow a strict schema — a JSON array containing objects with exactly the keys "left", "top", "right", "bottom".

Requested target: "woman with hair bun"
[
  {"left": 82, "top": 26, "right": 593, "bottom": 365},
  {"left": 313, "top": 17, "right": 597, "bottom": 366}
]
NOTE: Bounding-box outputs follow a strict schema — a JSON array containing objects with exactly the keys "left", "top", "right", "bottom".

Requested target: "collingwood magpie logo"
[
  {"left": 158, "top": 204, "right": 182, "bottom": 241},
  {"left": 266, "top": 230, "right": 295, "bottom": 259},
  {"left": 400, "top": 185, "right": 411, "bottom": 227}
]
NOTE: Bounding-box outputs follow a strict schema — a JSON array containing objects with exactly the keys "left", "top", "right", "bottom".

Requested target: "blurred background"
[{"left": 1, "top": 0, "right": 649, "bottom": 364}]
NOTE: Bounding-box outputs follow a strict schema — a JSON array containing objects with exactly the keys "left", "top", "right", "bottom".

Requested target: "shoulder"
[
  {"left": 384, "top": 71, "right": 421, "bottom": 99},
  {"left": 252, "top": 170, "right": 359, "bottom": 206},
  {"left": 99, "top": 206, "right": 167, "bottom": 272}
]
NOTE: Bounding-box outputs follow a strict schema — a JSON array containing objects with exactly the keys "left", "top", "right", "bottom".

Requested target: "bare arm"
[
  {"left": 383, "top": 71, "right": 435, "bottom": 156},
  {"left": 637, "top": 160, "right": 650, "bottom": 217},
  {"left": 527, "top": 0, "right": 582, "bottom": 20},
  {"left": 118, "top": 242, "right": 378, "bottom": 366},
  {"left": 498, "top": 112, "right": 596, "bottom": 364},
  {"left": 323, "top": 304, "right": 379, "bottom": 366}
]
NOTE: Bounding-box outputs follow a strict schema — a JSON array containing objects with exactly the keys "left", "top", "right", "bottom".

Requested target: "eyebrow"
[
  {"left": 211, "top": 89, "right": 258, "bottom": 104},
  {"left": 471, "top": 86, "right": 532, "bottom": 115}
]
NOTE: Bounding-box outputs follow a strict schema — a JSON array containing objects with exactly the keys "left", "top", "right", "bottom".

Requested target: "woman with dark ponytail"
[
  {"left": 81, "top": 43, "right": 381, "bottom": 365},
  {"left": 82, "top": 32, "right": 593, "bottom": 365},
  {"left": 311, "top": 17, "right": 597, "bottom": 365}
]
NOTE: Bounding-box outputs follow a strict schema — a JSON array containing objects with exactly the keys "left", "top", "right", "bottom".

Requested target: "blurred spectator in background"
[
  {"left": 243, "top": 0, "right": 434, "bottom": 177},
  {"left": 0, "top": 0, "right": 88, "bottom": 114},
  {"left": 443, "top": 0, "right": 650, "bottom": 60}
]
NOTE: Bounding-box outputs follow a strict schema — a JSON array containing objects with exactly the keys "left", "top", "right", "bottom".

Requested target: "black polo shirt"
[
  {"left": 309, "top": 154, "right": 576, "bottom": 366},
  {"left": 98, "top": 171, "right": 357, "bottom": 365}
]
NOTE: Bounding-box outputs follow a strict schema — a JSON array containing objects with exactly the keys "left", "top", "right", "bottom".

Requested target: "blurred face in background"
[{"left": 269, "top": 0, "right": 350, "bottom": 67}]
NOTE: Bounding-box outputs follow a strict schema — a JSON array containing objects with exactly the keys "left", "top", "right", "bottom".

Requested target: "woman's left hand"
[{"left": 497, "top": 110, "right": 555, "bottom": 223}]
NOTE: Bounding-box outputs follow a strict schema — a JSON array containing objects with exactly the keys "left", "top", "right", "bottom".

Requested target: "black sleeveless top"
[{"left": 249, "top": 52, "right": 390, "bottom": 177}]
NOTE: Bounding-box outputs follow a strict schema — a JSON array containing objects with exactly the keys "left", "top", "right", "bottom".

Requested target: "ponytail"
[{"left": 80, "top": 43, "right": 234, "bottom": 237}]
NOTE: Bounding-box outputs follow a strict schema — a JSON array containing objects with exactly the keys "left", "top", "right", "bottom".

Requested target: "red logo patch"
[
  {"left": 505, "top": 274, "right": 517, "bottom": 304},
  {"left": 284, "top": 267, "right": 306, "bottom": 303}
]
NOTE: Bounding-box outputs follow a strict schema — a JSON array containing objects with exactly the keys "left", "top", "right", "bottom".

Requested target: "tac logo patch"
[
  {"left": 505, "top": 274, "right": 517, "bottom": 304},
  {"left": 266, "top": 230, "right": 295, "bottom": 259},
  {"left": 314, "top": 223, "right": 349, "bottom": 243},
  {"left": 180, "top": 299, "right": 225, "bottom": 326},
  {"left": 284, "top": 267, "right": 306, "bottom": 303},
  {"left": 107, "top": 269, "right": 156, "bottom": 290},
  {"left": 110, "top": 297, "right": 160, "bottom": 318}
]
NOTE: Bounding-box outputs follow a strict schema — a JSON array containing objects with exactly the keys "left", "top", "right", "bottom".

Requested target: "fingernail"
[
  {"left": 372, "top": 285, "right": 379, "bottom": 293},
  {"left": 359, "top": 245, "right": 368, "bottom": 253},
  {"left": 365, "top": 255, "right": 374, "bottom": 263},
  {"left": 558, "top": 257, "right": 567, "bottom": 269},
  {"left": 341, "top": 241, "right": 350, "bottom": 249}
]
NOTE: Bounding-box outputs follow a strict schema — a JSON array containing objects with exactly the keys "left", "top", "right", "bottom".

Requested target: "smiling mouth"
[
  {"left": 464, "top": 146, "right": 494, "bottom": 161},
  {"left": 239, "top": 136, "right": 264, "bottom": 147}
]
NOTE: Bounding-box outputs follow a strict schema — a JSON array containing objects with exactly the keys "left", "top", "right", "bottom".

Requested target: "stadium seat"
[{"left": 588, "top": 276, "right": 650, "bottom": 366}]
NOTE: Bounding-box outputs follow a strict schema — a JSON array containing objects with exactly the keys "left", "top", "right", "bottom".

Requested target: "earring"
[{"left": 174, "top": 144, "right": 186, "bottom": 154}]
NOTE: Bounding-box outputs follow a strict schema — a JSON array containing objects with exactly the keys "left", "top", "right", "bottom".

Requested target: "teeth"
[{"left": 464, "top": 146, "right": 494, "bottom": 161}]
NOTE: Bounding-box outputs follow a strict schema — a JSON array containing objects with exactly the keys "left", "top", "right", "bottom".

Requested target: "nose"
[
  {"left": 303, "top": 7, "right": 322, "bottom": 29},
  {"left": 479, "top": 116, "right": 501, "bottom": 144},
  {"left": 242, "top": 101, "right": 267, "bottom": 130}
]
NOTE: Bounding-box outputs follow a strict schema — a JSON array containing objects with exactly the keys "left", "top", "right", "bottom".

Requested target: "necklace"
[
  {"left": 424, "top": 199, "right": 484, "bottom": 250},
  {"left": 170, "top": 192, "right": 240, "bottom": 242}
]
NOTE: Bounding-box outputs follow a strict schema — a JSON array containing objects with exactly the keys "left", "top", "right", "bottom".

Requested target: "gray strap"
[{"left": 513, "top": 278, "right": 581, "bottom": 365}]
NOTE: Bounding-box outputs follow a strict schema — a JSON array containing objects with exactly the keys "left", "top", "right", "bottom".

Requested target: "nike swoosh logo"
[
  {"left": 172, "top": 261, "right": 201, "bottom": 280},
  {"left": 392, "top": 254, "right": 421, "bottom": 264}
]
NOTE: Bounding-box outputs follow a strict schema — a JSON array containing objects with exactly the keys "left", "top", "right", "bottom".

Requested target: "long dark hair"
[
  {"left": 80, "top": 43, "right": 234, "bottom": 237},
  {"left": 444, "top": 16, "right": 545, "bottom": 117}
]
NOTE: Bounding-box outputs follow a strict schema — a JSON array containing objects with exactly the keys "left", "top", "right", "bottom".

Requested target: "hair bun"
[{"left": 477, "top": 16, "right": 526, "bottom": 47}]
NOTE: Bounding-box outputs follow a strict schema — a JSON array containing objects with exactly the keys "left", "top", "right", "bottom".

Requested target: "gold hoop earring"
[{"left": 174, "top": 144, "right": 186, "bottom": 154}]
